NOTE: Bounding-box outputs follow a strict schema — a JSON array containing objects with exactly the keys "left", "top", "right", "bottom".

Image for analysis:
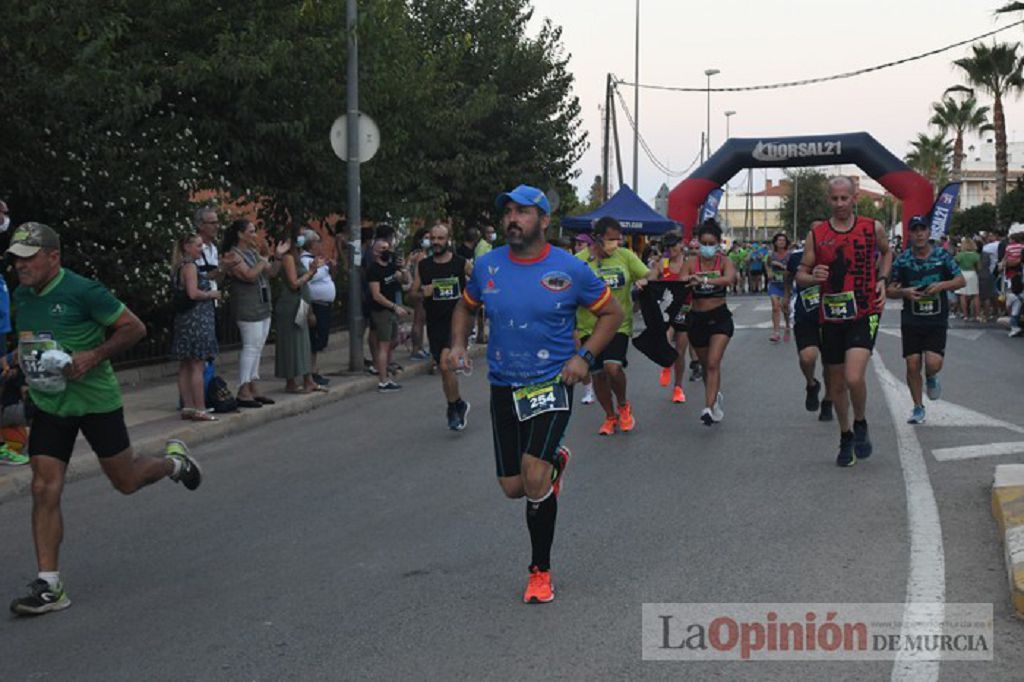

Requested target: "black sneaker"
[
  {"left": 818, "top": 399, "right": 833, "bottom": 421},
  {"left": 377, "top": 380, "right": 402, "bottom": 393},
  {"left": 166, "top": 439, "right": 202, "bottom": 490},
  {"left": 836, "top": 432, "right": 856, "bottom": 467},
  {"left": 10, "top": 579, "right": 71, "bottom": 616},
  {"left": 366, "top": 365, "right": 378, "bottom": 376},
  {"left": 805, "top": 379, "right": 821, "bottom": 412},
  {"left": 853, "top": 420, "right": 872, "bottom": 460},
  {"left": 446, "top": 403, "right": 458, "bottom": 430},
  {"left": 452, "top": 399, "right": 470, "bottom": 431},
  {"left": 689, "top": 361, "right": 703, "bottom": 382},
  {"left": 313, "top": 373, "right": 330, "bottom": 386}
]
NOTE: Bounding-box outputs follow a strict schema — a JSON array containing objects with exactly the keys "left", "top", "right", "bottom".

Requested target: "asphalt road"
[{"left": 2, "top": 294, "right": 1023, "bottom": 680}]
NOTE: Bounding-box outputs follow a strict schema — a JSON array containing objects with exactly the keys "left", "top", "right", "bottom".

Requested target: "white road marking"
[
  {"left": 753, "top": 303, "right": 773, "bottom": 311},
  {"left": 733, "top": 322, "right": 775, "bottom": 330},
  {"left": 873, "top": 352, "right": 944, "bottom": 682},
  {"left": 932, "top": 441, "right": 1024, "bottom": 461},
  {"left": 879, "top": 326, "right": 985, "bottom": 341}
]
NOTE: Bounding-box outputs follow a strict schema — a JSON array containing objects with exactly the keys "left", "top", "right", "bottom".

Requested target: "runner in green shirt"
[
  {"left": 576, "top": 217, "right": 657, "bottom": 436},
  {"left": 7, "top": 222, "right": 203, "bottom": 617}
]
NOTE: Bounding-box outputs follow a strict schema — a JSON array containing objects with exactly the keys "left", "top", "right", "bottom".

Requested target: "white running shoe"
[
  {"left": 711, "top": 392, "right": 724, "bottom": 422},
  {"left": 580, "top": 384, "right": 595, "bottom": 404}
]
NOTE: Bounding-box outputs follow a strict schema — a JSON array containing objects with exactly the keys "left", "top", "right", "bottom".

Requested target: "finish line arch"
[{"left": 667, "top": 132, "right": 934, "bottom": 241}]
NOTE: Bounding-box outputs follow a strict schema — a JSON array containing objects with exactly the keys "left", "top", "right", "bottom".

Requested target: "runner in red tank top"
[
  {"left": 654, "top": 233, "right": 692, "bottom": 403},
  {"left": 796, "top": 176, "right": 892, "bottom": 467}
]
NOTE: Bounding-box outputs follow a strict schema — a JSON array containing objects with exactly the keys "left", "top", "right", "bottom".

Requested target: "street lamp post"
[
  {"left": 723, "top": 110, "right": 735, "bottom": 237},
  {"left": 704, "top": 68, "right": 720, "bottom": 161},
  {"left": 632, "top": 0, "right": 640, "bottom": 192}
]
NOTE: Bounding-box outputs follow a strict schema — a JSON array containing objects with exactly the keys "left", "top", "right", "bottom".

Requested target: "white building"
[{"left": 958, "top": 136, "right": 1024, "bottom": 209}]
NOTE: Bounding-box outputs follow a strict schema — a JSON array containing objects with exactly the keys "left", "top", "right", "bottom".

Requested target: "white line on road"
[
  {"left": 932, "top": 441, "right": 1024, "bottom": 461},
  {"left": 873, "top": 352, "right": 945, "bottom": 682}
]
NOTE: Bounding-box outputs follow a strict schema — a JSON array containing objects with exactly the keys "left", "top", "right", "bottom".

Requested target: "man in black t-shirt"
[
  {"left": 366, "top": 237, "right": 410, "bottom": 391},
  {"left": 414, "top": 224, "right": 473, "bottom": 429}
]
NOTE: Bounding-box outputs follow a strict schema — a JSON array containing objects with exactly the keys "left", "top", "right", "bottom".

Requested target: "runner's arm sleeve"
[
  {"left": 462, "top": 261, "right": 482, "bottom": 309},
  {"left": 627, "top": 249, "right": 652, "bottom": 281},
  {"left": 576, "top": 261, "right": 613, "bottom": 312},
  {"left": 85, "top": 280, "right": 127, "bottom": 327}
]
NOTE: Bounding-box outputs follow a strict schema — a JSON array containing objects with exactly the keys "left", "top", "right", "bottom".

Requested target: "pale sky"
[{"left": 529, "top": 0, "right": 1024, "bottom": 203}]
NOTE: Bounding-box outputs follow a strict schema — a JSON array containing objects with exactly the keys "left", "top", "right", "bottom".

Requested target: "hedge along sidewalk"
[{"left": 0, "top": 331, "right": 487, "bottom": 506}]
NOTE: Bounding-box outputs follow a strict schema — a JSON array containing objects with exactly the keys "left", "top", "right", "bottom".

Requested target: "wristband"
[{"left": 577, "top": 347, "right": 595, "bottom": 365}]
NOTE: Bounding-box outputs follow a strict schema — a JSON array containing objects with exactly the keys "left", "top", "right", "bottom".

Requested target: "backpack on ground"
[{"left": 205, "top": 375, "right": 238, "bottom": 413}]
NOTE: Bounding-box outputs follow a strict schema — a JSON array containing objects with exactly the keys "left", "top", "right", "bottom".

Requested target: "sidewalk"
[{"left": 0, "top": 331, "right": 483, "bottom": 505}]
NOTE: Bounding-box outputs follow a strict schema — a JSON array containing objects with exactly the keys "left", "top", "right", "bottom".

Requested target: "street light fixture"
[
  {"left": 704, "top": 68, "right": 720, "bottom": 161},
  {"left": 723, "top": 110, "right": 736, "bottom": 236}
]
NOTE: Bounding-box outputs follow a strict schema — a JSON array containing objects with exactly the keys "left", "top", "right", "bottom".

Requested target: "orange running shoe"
[
  {"left": 551, "top": 446, "right": 571, "bottom": 497},
  {"left": 672, "top": 386, "right": 686, "bottom": 403},
  {"left": 659, "top": 367, "right": 671, "bottom": 387},
  {"left": 598, "top": 415, "right": 618, "bottom": 436},
  {"left": 618, "top": 402, "right": 635, "bottom": 432},
  {"left": 523, "top": 567, "right": 554, "bottom": 604}
]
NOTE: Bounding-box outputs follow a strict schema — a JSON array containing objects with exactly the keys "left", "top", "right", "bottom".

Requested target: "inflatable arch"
[{"left": 667, "top": 132, "right": 934, "bottom": 241}]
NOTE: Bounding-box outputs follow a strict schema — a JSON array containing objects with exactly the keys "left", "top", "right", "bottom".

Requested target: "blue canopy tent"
[{"left": 562, "top": 185, "right": 679, "bottom": 235}]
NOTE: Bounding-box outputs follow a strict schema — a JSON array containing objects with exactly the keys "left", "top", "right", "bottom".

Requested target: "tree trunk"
[
  {"left": 994, "top": 92, "right": 1008, "bottom": 209},
  {"left": 952, "top": 130, "right": 963, "bottom": 183}
]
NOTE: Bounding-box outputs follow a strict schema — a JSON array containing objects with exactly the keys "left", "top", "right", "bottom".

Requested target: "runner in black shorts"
[
  {"left": 682, "top": 219, "right": 737, "bottom": 426},
  {"left": 785, "top": 246, "right": 832, "bottom": 420},
  {"left": 887, "top": 216, "right": 964, "bottom": 424},
  {"left": 7, "top": 223, "right": 202, "bottom": 617},
  {"left": 796, "top": 177, "right": 892, "bottom": 467},
  {"left": 655, "top": 233, "right": 691, "bottom": 404},
  {"left": 448, "top": 184, "right": 622, "bottom": 605},
  {"left": 414, "top": 223, "right": 473, "bottom": 430}
]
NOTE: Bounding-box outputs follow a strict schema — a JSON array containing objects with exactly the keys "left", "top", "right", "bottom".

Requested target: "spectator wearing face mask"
[
  {"left": 299, "top": 229, "right": 337, "bottom": 386},
  {"left": 366, "top": 236, "right": 412, "bottom": 391},
  {"left": 275, "top": 225, "right": 327, "bottom": 393}
]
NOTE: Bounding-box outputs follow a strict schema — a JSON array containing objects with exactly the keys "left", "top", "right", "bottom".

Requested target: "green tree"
[
  {"left": 905, "top": 133, "right": 952, "bottom": 188},
  {"left": 953, "top": 42, "right": 1024, "bottom": 206},
  {"left": 779, "top": 170, "right": 829, "bottom": 239},
  {"left": 950, "top": 203, "right": 997, "bottom": 238},
  {"left": 584, "top": 175, "right": 604, "bottom": 211},
  {"left": 998, "top": 176, "right": 1024, "bottom": 225},
  {"left": 929, "top": 91, "right": 992, "bottom": 181}
]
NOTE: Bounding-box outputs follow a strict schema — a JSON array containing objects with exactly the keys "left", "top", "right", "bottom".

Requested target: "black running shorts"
[
  {"left": 29, "top": 407, "right": 131, "bottom": 463},
  {"left": 687, "top": 304, "right": 734, "bottom": 349},
  {"left": 489, "top": 384, "right": 573, "bottom": 478},
  {"left": 820, "top": 314, "right": 880, "bottom": 365},
  {"left": 580, "top": 332, "right": 629, "bottom": 371},
  {"left": 793, "top": 320, "right": 821, "bottom": 352},
  {"left": 426, "top": 317, "right": 453, "bottom": 364},
  {"left": 901, "top": 325, "right": 947, "bottom": 358}
]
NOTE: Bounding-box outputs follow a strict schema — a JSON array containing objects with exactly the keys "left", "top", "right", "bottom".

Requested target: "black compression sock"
[{"left": 526, "top": 490, "right": 558, "bottom": 572}]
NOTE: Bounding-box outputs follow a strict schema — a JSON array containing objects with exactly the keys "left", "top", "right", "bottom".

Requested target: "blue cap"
[{"left": 495, "top": 184, "right": 551, "bottom": 214}]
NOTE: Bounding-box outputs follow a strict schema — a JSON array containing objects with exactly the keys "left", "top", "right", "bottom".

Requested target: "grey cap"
[{"left": 6, "top": 222, "right": 60, "bottom": 257}]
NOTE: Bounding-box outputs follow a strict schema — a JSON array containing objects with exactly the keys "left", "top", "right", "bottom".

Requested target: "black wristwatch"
[{"left": 577, "top": 347, "right": 595, "bottom": 365}]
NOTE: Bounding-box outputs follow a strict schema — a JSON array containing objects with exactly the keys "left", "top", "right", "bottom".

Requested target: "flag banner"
[
  {"left": 928, "top": 182, "right": 961, "bottom": 240},
  {"left": 699, "top": 188, "right": 725, "bottom": 224}
]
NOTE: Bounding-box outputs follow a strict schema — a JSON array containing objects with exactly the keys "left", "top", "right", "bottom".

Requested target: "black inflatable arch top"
[{"left": 668, "top": 132, "right": 933, "bottom": 240}]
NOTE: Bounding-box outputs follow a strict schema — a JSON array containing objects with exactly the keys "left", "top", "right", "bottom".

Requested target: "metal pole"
[
  {"left": 611, "top": 97, "right": 624, "bottom": 188},
  {"left": 723, "top": 111, "right": 735, "bottom": 236},
  {"left": 632, "top": 0, "right": 639, "bottom": 191},
  {"left": 346, "top": 0, "right": 363, "bottom": 373},
  {"left": 793, "top": 173, "right": 799, "bottom": 243},
  {"left": 703, "top": 69, "right": 719, "bottom": 161},
  {"left": 603, "top": 74, "right": 611, "bottom": 202}
]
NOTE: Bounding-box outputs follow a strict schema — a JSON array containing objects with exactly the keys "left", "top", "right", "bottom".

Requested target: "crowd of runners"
[{"left": 6, "top": 174, "right": 1024, "bottom": 615}]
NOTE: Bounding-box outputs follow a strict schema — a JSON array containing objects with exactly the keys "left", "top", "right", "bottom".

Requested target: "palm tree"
[
  {"left": 905, "top": 133, "right": 953, "bottom": 188},
  {"left": 929, "top": 91, "right": 992, "bottom": 181},
  {"left": 953, "top": 42, "right": 1024, "bottom": 205}
]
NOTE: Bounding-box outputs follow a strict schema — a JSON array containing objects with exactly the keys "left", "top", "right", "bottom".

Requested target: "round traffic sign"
[{"left": 330, "top": 113, "right": 380, "bottom": 163}]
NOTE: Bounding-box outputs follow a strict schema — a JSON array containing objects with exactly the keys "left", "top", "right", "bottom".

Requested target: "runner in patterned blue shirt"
[
  {"left": 448, "top": 184, "right": 622, "bottom": 605},
  {"left": 886, "top": 217, "right": 965, "bottom": 424}
]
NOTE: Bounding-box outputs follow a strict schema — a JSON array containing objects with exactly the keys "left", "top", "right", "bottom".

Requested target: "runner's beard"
[{"left": 506, "top": 220, "right": 543, "bottom": 254}]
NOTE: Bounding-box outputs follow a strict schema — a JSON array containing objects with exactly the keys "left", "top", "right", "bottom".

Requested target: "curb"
[
  {"left": 0, "top": 346, "right": 486, "bottom": 506},
  {"left": 992, "top": 464, "right": 1024, "bottom": 618}
]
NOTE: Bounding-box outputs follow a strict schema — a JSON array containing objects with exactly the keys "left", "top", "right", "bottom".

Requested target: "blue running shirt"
[
  {"left": 464, "top": 244, "right": 611, "bottom": 386},
  {"left": 891, "top": 247, "right": 961, "bottom": 327}
]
